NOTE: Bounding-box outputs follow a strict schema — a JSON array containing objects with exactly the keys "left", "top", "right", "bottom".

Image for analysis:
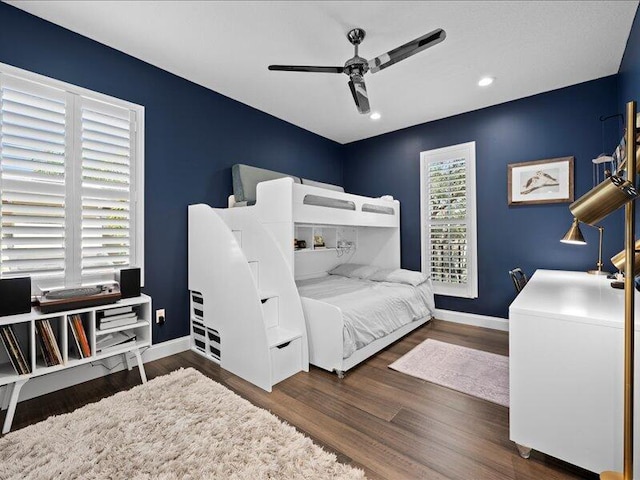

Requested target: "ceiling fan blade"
[
  {"left": 348, "top": 75, "right": 370, "bottom": 114},
  {"left": 368, "top": 28, "right": 446, "bottom": 74},
  {"left": 268, "top": 65, "right": 344, "bottom": 73}
]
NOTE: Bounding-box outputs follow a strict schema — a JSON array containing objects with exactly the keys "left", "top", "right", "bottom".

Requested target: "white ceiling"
[{"left": 7, "top": 1, "right": 638, "bottom": 144}]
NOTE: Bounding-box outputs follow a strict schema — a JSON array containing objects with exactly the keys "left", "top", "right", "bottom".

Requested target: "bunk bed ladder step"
[
  {"left": 261, "top": 296, "right": 279, "bottom": 329},
  {"left": 248, "top": 261, "right": 259, "bottom": 288},
  {"left": 232, "top": 230, "right": 242, "bottom": 247}
]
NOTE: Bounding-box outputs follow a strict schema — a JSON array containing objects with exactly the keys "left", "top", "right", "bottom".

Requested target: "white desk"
[{"left": 509, "top": 270, "right": 639, "bottom": 475}]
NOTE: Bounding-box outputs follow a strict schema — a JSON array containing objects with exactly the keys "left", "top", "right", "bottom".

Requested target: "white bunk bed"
[{"left": 188, "top": 172, "right": 434, "bottom": 389}]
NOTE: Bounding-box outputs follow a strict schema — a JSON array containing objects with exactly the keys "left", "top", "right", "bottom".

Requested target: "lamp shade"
[
  {"left": 560, "top": 219, "right": 586, "bottom": 245},
  {"left": 611, "top": 239, "right": 640, "bottom": 276},
  {"left": 569, "top": 175, "right": 638, "bottom": 226}
]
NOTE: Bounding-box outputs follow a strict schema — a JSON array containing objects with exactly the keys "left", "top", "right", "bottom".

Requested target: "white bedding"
[{"left": 297, "top": 275, "right": 435, "bottom": 358}]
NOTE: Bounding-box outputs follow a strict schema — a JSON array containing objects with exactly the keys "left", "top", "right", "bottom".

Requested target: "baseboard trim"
[
  {"left": 434, "top": 308, "right": 509, "bottom": 332},
  {"left": 14, "top": 336, "right": 191, "bottom": 403},
  {"left": 140, "top": 336, "right": 191, "bottom": 363}
]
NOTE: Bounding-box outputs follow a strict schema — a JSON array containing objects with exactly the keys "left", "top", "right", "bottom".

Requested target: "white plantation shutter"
[
  {"left": 421, "top": 142, "right": 477, "bottom": 298},
  {"left": 80, "top": 98, "right": 136, "bottom": 284},
  {"left": 0, "top": 64, "right": 144, "bottom": 291},
  {"left": 0, "top": 76, "right": 69, "bottom": 288}
]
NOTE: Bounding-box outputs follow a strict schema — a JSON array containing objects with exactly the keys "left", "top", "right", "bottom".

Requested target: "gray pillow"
[
  {"left": 370, "top": 268, "right": 430, "bottom": 286},
  {"left": 329, "top": 263, "right": 366, "bottom": 278},
  {"left": 329, "top": 263, "right": 379, "bottom": 280},
  {"left": 350, "top": 265, "right": 380, "bottom": 280}
]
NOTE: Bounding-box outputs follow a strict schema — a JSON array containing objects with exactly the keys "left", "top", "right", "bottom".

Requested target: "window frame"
[
  {"left": 0, "top": 62, "right": 145, "bottom": 288},
  {"left": 420, "top": 141, "right": 478, "bottom": 298}
]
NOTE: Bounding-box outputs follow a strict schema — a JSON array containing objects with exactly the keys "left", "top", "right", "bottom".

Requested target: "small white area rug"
[
  {"left": 389, "top": 339, "right": 509, "bottom": 407},
  {"left": 0, "top": 368, "right": 365, "bottom": 480}
]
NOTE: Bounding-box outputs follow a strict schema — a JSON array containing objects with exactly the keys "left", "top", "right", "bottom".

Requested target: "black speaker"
[
  {"left": 0, "top": 277, "right": 31, "bottom": 317},
  {"left": 116, "top": 268, "right": 141, "bottom": 299}
]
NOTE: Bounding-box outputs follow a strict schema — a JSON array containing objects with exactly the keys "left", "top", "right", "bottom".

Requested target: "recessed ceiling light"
[
  {"left": 370, "top": 112, "right": 381, "bottom": 120},
  {"left": 478, "top": 77, "right": 494, "bottom": 87}
]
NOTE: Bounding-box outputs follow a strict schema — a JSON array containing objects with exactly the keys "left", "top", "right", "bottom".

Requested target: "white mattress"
[{"left": 297, "top": 275, "right": 435, "bottom": 358}]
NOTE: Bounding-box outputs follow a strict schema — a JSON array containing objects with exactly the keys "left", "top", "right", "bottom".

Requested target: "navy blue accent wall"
[
  {"left": 618, "top": 5, "right": 640, "bottom": 111},
  {"left": 342, "top": 77, "right": 621, "bottom": 318},
  {"left": 0, "top": 3, "right": 342, "bottom": 343}
]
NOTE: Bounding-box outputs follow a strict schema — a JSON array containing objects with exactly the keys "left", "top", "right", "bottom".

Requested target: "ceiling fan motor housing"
[{"left": 344, "top": 56, "right": 368, "bottom": 77}]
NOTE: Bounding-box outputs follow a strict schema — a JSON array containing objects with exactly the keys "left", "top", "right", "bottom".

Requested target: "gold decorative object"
[
  {"left": 568, "top": 175, "right": 637, "bottom": 226},
  {"left": 561, "top": 219, "right": 609, "bottom": 275},
  {"left": 611, "top": 239, "right": 640, "bottom": 277}
]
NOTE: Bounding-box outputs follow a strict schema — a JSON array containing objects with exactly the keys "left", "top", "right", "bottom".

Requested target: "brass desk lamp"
[{"left": 561, "top": 219, "right": 609, "bottom": 275}]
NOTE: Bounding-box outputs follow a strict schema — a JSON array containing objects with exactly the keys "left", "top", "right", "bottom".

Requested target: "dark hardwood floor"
[{"left": 2, "top": 319, "right": 595, "bottom": 480}]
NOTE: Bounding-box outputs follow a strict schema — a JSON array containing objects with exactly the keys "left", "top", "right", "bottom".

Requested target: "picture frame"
[{"left": 507, "top": 156, "right": 574, "bottom": 205}]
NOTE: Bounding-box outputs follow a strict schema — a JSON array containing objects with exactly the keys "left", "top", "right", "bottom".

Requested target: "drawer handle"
[{"left": 276, "top": 341, "right": 291, "bottom": 349}]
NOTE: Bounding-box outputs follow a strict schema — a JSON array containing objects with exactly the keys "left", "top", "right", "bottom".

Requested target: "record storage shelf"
[{"left": 0, "top": 294, "right": 153, "bottom": 434}]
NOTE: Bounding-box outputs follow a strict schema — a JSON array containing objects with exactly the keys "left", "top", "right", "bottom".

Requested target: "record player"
[{"left": 36, "top": 283, "right": 121, "bottom": 313}]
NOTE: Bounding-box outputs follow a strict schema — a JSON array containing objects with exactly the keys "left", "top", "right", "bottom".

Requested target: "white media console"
[{"left": 0, "top": 294, "right": 152, "bottom": 434}]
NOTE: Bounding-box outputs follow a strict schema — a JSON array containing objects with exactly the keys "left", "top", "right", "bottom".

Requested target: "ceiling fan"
[{"left": 268, "top": 27, "right": 446, "bottom": 115}]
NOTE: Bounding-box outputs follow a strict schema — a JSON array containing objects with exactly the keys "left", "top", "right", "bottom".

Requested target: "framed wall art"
[{"left": 507, "top": 156, "right": 574, "bottom": 205}]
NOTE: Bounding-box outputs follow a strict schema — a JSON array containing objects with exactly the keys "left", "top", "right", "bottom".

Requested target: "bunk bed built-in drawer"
[
  {"left": 190, "top": 291, "right": 221, "bottom": 361},
  {"left": 270, "top": 337, "right": 302, "bottom": 385},
  {"left": 190, "top": 292, "right": 204, "bottom": 322},
  {"left": 192, "top": 323, "right": 205, "bottom": 338},
  {"left": 193, "top": 330, "right": 206, "bottom": 345},
  {"left": 207, "top": 327, "right": 221, "bottom": 360},
  {"left": 193, "top": 336, "right": 206, "bottom": 353}
]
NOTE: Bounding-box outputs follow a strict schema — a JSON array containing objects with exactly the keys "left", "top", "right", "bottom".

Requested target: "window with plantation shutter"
[
  {"left": 420, "top": 142, "right": 477, "bottom": 298},
  {"left": 0, "top": 64, "right": 144, "bottom": 291},
  {"left": 80, "top": 99, "right": 136, "bottom": 284}
]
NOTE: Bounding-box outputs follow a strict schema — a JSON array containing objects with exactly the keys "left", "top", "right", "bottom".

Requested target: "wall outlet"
[{"left": 156, "top": 308, "right": 166, "bottom": 325}]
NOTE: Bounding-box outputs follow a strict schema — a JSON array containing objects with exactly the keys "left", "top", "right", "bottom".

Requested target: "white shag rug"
[
  {"left": 389, "top": 339, "right": 509, "bottom": 407},
  {"left": 0, "top": 368, "right": 365, "bottom": 480}
]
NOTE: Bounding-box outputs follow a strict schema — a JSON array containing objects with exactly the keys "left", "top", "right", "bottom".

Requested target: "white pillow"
[
  {"left": 369, "top": 268, "right": 395, "bottom": 282},
  {"left": 370, "top": 268, "right": 430, "bottom": 286}
]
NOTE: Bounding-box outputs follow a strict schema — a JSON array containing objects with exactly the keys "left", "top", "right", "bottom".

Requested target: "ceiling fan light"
[
  {"left": 478, "top": 76, "right": 494, "bottom": 87},
  {"left": 370, "top": 112, "right": 381, "bottom": 120}
]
